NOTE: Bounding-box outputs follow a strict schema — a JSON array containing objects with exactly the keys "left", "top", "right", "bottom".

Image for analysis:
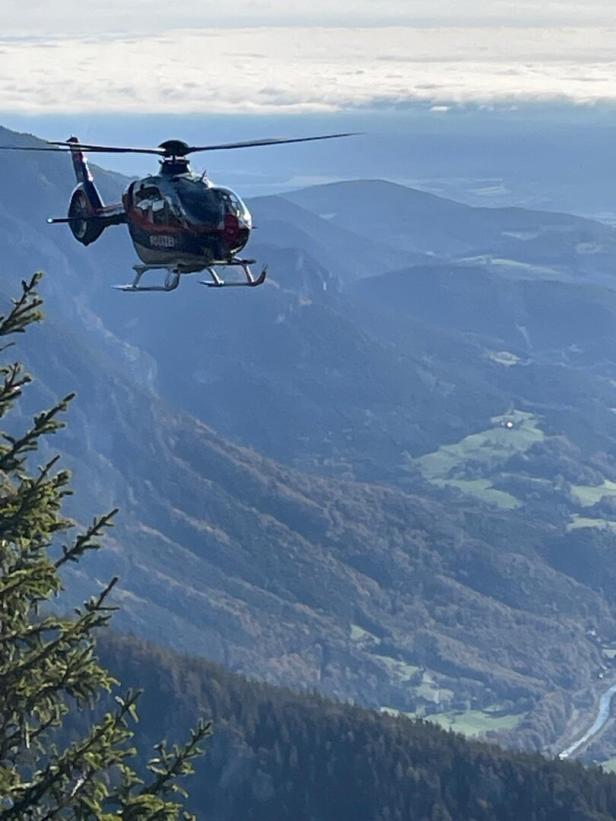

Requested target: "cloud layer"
[
  {"left": 4, "top": 1, "right": 616, "bottom": 33},
  {"left": 2, "top": 26, "right": 616, "bottom": 113}
]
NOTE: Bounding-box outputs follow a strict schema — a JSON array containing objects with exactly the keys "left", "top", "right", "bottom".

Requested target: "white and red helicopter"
[{"left": 0, "top": 132, "right": 353, "bottom": 292}]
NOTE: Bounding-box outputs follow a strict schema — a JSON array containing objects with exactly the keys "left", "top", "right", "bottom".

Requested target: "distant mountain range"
[{"left": 4, "top": 124, "right": 616, "bottom": 754}]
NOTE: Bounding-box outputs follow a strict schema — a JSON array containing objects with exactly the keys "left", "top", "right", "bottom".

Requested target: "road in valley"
[{"left": 559, "top": 683, "right": 616, "bottom": 759}]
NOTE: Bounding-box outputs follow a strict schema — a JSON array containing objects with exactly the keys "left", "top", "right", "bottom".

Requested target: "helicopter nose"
[{"left": 223, "top": 213, "right": 240, "bottom": 243}]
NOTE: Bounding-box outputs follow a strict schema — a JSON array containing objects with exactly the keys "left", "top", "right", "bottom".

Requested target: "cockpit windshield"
[
  {"left": 175, "top": 178, "right": 225, "bottom": 223},
  {"left": 217, "top": 188, "right": 249, "bottom": 219}
]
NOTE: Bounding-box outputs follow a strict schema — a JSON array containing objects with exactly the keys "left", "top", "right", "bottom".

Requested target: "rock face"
[{"left": 5, "top": 125, "right": 616, "bottom": 747}]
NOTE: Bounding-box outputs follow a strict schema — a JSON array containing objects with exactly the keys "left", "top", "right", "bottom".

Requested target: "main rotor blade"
[
  {"left": 47, "top": 141, "right": 166, "bottom": 155},
  {"left": 185, "top": 132, "right": 358, "bottom": 154},
  {"left": 0, "top": 142, "right": 165, "bottom": 155},
  {"left": 0, "top": 132, "right": 358, "bottom": 157},
  {"left": 0, "top": 145, "right": 68, "bottom": 152}
]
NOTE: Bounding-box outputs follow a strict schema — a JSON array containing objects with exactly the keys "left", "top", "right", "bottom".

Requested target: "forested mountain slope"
[
  {"left": 91, "top": 632, "right": 616, "bottom": 821},
  {"left": 16, "top": 303, "right": 610, "bottom": 743},
  {"left": 5, "top": 125, "right": 616, "bottom": 752}
]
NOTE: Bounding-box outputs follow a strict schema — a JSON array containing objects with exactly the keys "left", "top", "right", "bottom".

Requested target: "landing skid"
[
  {"left": 200, "top": 259, "right": 267, "bottom": 288},
  {"left": 114, "top": 266, "right": 180, "bottom": 292},
  {"left": 114, "top": 259, "right": 267, "bottom": 293}
]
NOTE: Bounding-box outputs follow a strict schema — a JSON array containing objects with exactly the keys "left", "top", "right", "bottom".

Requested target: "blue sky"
[{"left": 2, "top": 1, "right": 616, "bottom": 114}]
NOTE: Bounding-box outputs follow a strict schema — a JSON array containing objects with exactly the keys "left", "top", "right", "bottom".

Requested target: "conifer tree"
[{"left": 0, "top": 274, "right": 211, "bottom": 819}]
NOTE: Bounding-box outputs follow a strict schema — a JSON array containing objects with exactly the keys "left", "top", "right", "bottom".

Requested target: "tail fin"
[
  {"left": 49, "top": 137, "right": 126, "bottom": 246},
  {"left": 67, "top": 136, "right": 104, "bottom": 212}
]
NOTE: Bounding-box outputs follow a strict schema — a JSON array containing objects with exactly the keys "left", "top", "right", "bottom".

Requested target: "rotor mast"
[{"left": 157, "top": 140, "right": 192, "bottom": 176}]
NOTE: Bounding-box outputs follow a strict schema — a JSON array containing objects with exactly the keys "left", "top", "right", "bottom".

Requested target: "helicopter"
[{"left": 0, "top": 132, "right": 354, "bottom": 292}]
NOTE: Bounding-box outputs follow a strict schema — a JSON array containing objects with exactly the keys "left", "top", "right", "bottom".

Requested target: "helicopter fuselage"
[{"left": 123, "top": 171, "right": 252, "bottom": 269}]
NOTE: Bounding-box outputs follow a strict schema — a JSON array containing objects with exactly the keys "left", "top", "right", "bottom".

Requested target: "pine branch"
[
  {"left": 141, "top": 720, "right": 213, "bottom": 799},
  {"left": 0, "top": 561, "right": 59, "bottom": 609},
  {"left": 54, "top": 510, "right": 118, "bottom": 571},
  {"left": 0, "top": 274, "right": 44, "bottom": 340},
  {"left": 0, "top": 364, "right": 31, "bottom": 419},
  {"left": 0, "top": 458, "right": 73, "bottom": 548},
  {"left": 0, "top": 578, "right": 119, "bottom": 686},
  {"left": 2, "top": 691, "right": 140, "bottom": 818},
  {"left": 0, "top": 395, "right": 74, "bottom": 474}
]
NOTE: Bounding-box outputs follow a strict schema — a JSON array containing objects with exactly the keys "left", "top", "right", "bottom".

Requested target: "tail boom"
[{"left": 59, "top": 137, "right": 125, "bottom": 245}]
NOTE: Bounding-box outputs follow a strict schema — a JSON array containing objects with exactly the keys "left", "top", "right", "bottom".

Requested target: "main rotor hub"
[
  {"left": 158, "top": 139, "right": 191, "bottom": 158},
  {"left": 157, "top": 140, "right": 192, "bottom": 176}
]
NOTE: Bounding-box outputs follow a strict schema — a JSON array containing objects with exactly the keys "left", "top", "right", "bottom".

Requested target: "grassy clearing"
[
  {"left": 380, "top": 707, "right": 523, "bottom": 738},
  {"left": 350, "top": 624, "right": 379, "bottom": 644},
  {"left": 601, "top": 758, "right": 616, "bottom": 774},
  {"left": 415, "top": 673, "right": 454, "bottom": 705},
  {"left": 487, "top": 350, "right": 520, "bottom": 367},
  {"left": 372, "top": 654, "right": 421, "bottom": 683},
  {"left": 437, "top": 478, "right": 519, "bottom": 510},
  {"left": 380, "top": 706, "right": 410, "bottom": 719},
  {"left": 415, "top": 410, "right": 543, "bottom": 509},
  {"left": 417, "top": 410, "right": 544, "bottom": 481},
  {"left": 425, "top": 709, "right": 524, "bottom": 738},
  {"left": 567, "top": 515, "right": 616, "bottom": 532},
  {"left": 376, "top": 666, "right": 454, "bottom": 709},
  {"left": 571, "top": 480, "right": 616, "bottom": 508}
]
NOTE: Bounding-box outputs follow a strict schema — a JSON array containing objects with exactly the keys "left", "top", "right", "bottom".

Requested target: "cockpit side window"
[
  {"left": 150, "top": 198, "right": 167, "bottom": 225},
  {"left": 135, "top": 184, "right": 161, "bottom": 204},
  {"left": 134, "top": 183, "right": 164, "bottom": 217},
  {"left": 131, "top": 181, "right": 183, "bottom": 227}
]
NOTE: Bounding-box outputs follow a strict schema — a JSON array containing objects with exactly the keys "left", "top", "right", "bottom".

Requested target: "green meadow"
[
  {"left": 380, "top": 707, "right": 525, "bottom": 739},
  {"left": 414, "top": 410, "right": 544, "bottom": 509},
  {"left": 567, "top": 515, "right": 616, "bottom": 532},
  {"left": 571, "top": 480, "right": 616, "bottom": 508},
  {"left": 426, "top": 709, "right": 524, "bottom": 737}
]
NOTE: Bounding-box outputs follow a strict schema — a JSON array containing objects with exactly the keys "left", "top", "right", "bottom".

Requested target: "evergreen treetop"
[{"left": 0, "top": 274, "right": 211, "bottom": 819}]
